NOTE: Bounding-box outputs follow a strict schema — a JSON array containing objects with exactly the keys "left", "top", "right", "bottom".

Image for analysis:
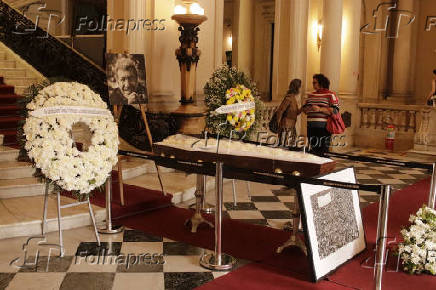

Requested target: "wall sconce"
[
  {"left": 172, "top": 1, "right": 207, "bottom": 104},
  {"left": 317, "top": 20, "right": 323, "bottom": 52}
]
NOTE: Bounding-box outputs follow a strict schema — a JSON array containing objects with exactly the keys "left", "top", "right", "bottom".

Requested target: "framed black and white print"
[
  {"left": 298, "top": 167, "right": 366, "bottom": 282},
  {"left": 106, "top": 53, "right": 148, "bottom": 105}
]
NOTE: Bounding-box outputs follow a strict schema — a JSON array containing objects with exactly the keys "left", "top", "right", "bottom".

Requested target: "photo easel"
[
  {"left": 113, "top": 103, "right": 166, "bottom": 206},
  {"left": 108, "top": 51, "right": 166, "bottom": 206}
]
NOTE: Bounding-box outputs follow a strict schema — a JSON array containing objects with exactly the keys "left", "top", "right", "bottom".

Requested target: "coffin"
[{"left": 154, "top": 135, "right": 336, "bottom": 177}]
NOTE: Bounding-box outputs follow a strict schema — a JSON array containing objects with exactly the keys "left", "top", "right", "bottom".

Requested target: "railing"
[
  {"left": 0, "top": 1, "right": 107, "bottom": 99},
  {"left": 358, "top": 103, "right": 427, "bottom": 133},
  {"left": 258, "top": 102, "right": 279, "bottom": 132},
  {"left": 415, "top": 107, "right": 434, "bottom": 146}
]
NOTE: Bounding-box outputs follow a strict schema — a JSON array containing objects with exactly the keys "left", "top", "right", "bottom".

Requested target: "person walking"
[
  {"left": 275, "top": 79, "right": 302, "bottom": 148},
  {"left": 302, "top": 74, "right": 340, "bottom": 156}
]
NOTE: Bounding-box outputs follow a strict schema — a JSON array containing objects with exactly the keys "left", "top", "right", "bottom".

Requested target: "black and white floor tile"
[
  {"left": 0, "top": 149, "right": 432, "bottom": 289},
  {"left": 215, "top": 153, "right": 430, "bottom": 230},
  {"left": 1, "top": 229, "right": 249, "bottom": 290}
]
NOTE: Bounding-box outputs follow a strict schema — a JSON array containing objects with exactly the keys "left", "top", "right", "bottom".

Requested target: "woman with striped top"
[{"left": 302, "top": 74, "right": 340, "bottom": 156}]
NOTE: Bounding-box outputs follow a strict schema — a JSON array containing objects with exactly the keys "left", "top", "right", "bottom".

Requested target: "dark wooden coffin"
[{"left": 153, "top": 143, "right": 336, "bottom": 178}]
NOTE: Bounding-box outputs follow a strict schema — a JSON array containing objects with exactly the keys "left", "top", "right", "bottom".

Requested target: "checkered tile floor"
[
  {"left": 210, "top": 156, "right": 431, "bottom": 230},
  {"left": 0, "top": 150, "right": 432, "bottom": 289},
  {"left": 1, "top": 229, "right": 249, "bottom": 290}
]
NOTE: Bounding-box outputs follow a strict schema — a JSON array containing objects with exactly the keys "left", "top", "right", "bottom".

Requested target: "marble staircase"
[
  {"left": 0, "top": 141, "right": 217, "bottom": 239},
  {"left": 0, "top": 42, "right": 45, "bottom": 95}
]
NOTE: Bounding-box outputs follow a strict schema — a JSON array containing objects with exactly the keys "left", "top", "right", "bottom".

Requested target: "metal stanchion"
[
  {"left": 200, "top": 162, "right": 236, "bottom": 270},
  {"left": 428, "top": 163, "right": 436, "bottom": 209},
  {"left": 189, "top": 175, "right": 214, "bottom": 213},
  {"left": 374, "top": 185, "right": 391, "bottom": 290},
  {"left": 185, "top": 174, "right": 214, "bottom": 233},
  {"left": 232, "top": 179, "right": 237, "bottom": 206},
  {"left": 98, "top": 176, "right": 124, "bottom": 234},
  {"left": 201, "top": 175, "right": 215, "bottom": 213}
]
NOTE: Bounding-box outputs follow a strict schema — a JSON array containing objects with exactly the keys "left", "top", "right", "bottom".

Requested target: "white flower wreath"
[{"left": 23, "top": 82, "right": 119, "bottom": 194}]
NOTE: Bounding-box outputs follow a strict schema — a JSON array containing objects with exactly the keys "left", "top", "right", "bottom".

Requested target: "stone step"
[
  {"left": 0, "top": 156, "right": 169, "bottom": 198},
  {"left": 13, "top": 86, "right": 28, "bottom": 95},
  {"left": 0, "top": 161, "right": 35, "bottom": 179},
  {"left": 0, "top": 177, "right": 44, "bottom": 199},
  {"left": 0, "top": 194, "right": 105, "bottom": 239},
  {"left": 125, "top": 172, "right": 227, "bottom": 204},
  {"left": 115, "top": 157, "right": 174, "bottom": 180},
  {"left": 0, "top": 68, "right": 27, "bottom": 77},
  {"left": 3, "top": 76, "right": 37, "bottom": 87},
  {"left": 0, "top": 60, "right": 16, "bottom": 68},
  {"left": 0, "top": 146, "right": 19, "bottom": 161}
]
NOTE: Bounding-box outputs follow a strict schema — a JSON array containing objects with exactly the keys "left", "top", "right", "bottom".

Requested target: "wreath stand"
[
  {"left": 11, "top": 180, "right": 101, "bottom": 269},
  {"left": 112, "top": 103, "right": 166, "bottom": 205}
]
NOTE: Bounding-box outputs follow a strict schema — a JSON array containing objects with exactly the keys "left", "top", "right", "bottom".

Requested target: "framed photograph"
[
  {"left": 106, "top": 53, "right": 148, "bottom": 105},
  {"left": 297, "top": 167, "right": 366, "bottom": 282}
]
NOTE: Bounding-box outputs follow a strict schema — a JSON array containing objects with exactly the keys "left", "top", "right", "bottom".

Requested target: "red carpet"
[
  {"left": 327, "top": 177, "right": 436, "bottom": 289},
  {"left": 61, "top": 173, "right": 173, "bottom": 219},
  {"left": 0, "top": 76, "right": 21, "bottom": 146},
  {"left": 116, "top": 177, "right": 436, "bottom": 289}
]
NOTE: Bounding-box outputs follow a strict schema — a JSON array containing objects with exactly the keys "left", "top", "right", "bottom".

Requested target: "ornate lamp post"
[
  {"left": 172, "top": 2, "right": 207, "bottom": 104},
  {"left": 171, "top": 1, "right": 208, "bottom": 133}
]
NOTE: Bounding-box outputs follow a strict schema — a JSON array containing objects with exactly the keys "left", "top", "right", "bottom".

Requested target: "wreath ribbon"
[{"left": 29, "top": 106, "right": 112, "bottom": 118}]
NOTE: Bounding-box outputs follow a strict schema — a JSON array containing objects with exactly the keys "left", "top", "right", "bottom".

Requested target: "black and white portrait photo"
[{"left": 106, "top": 53, "right": 148, "bottom": 105}]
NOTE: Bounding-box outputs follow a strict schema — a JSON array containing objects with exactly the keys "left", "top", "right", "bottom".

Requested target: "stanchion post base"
[
  {"left": 98, "top": 224, "right": 124, "bottom": 234},
  {"left": 200, "top": 253, "right": 236, "bottom": 271},
  {"left": 185, "top": 213, "right": 214, "bottom": 233},
  {"left": 188, "top": 202, "right": 215, "bottom": 213}
]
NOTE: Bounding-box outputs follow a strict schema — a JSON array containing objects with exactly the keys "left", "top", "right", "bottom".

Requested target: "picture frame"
[
  {"left": 297, "top": 167, "right": 366, "bottom": 282},
  {"left": 106, "top": 53, "right": 148, "bottom": 105}
]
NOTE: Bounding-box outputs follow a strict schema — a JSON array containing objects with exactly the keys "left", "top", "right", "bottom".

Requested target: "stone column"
[
  {"left": 232, "top": 0, "right": 254, "bottom": 76},
  {"left": 339, "top": 0, "right": 361, "bottom": 96},
  {"left": 106, "top": 0, "right": 128, "bottom": 53},
  {"left": 288, "top": 0, "right": 309, "bottom": 137},
  {"left": 271, "top": 0, "right": 290, "bottom": 101},
  {"left": 127, "top": 0, "right": 147, "bottom": 54},
  {"left": 320, "top": 0, "right": 343, "bottom": 91},
  {"left": 390, "top": 0, "right": 417, "bottom": 103}
]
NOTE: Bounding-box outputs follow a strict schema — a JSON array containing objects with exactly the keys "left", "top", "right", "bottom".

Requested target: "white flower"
[{"left": 24, "top": 82, "right": 118, "bottom": 194}]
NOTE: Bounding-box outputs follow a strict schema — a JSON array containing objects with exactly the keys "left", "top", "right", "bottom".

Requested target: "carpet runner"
[
  {"left": 61, "top": 172, "right": 173, "bottom": 219},
  {"left": 0, "top": 75, "right": 22, "bottom": 146},
  {"left": 110, "top": 177, "right": 436, "bottom": 289}
]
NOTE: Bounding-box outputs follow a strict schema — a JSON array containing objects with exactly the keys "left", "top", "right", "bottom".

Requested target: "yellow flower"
[{"left": 227, "top": 115, "right": 233, "bottom": 122}]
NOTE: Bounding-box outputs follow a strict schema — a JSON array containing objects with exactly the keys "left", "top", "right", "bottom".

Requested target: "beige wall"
[
  {"left": 360, "top": 0, "right": 436, "bottom": 105},
  {"left": 414, "top": 0, "right": 436, "bottom": 103}
]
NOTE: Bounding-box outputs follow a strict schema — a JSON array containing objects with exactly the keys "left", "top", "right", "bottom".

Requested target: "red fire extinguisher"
[{"left": 385, "top": 123, "right": 395, "bottom": 151}]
